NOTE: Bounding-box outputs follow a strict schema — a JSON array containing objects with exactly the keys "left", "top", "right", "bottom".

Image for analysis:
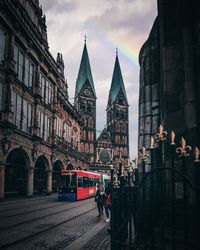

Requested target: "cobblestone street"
[{"left": 0, "top": 195, "right": 110, "bottom": 250}]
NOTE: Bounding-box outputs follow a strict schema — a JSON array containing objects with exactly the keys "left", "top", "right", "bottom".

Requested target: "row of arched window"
[{"left": 115, "top": 135, "right": 127, "bottom": 145}]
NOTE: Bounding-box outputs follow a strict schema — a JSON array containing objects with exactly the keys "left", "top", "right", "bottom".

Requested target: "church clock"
[{"left": 84, "top": 88, "right": 91, "bottom": 96}]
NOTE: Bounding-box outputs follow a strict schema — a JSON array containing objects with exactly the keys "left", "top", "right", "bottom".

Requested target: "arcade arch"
[{"left": 5, "top": 148, "right": 31, "bottom": 196}]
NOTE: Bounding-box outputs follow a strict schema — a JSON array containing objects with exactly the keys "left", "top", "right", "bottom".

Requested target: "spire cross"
[
  {"left": 116, "top": 46, "right": 118, "bottom": 56},
  {"left": 84, "top": 34, "right": 87, "bottom": 44}
]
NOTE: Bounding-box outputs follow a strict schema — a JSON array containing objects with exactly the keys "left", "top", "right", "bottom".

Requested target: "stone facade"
[
  {"left": 0, "top": 0, "right": 85, "bottom": 199},
  {"left": 138, "top": 0, "right": 200, "bottom": 169},
  {"left": 0, "top": 0, "right": 130, "bottom": 199}
]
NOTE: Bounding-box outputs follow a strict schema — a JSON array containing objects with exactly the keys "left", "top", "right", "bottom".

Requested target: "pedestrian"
[
  {"left": 95, "top": 184, "right": 104, "bottom": 217},
  {"left": 104, "top": 185, "right": 111, "bottom": 223}
]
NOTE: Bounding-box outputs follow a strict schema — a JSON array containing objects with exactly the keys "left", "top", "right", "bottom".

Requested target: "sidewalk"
[{"left": 64, "top": 220, "right": 110, "bottom": 250}]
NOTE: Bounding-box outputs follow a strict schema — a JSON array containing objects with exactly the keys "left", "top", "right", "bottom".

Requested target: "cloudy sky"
[{"left": 40, "top": 0, "right": 157, "bottom": 160}]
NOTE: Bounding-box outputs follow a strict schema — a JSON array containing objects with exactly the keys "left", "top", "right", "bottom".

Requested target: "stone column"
[
  {"left": 0, "top": 164, "right": 5, "bottom": 200},
  {"left": 47, "top": 170, "right": 52, "bottom": 195},
  {"left": 26, "top": 168, "right": 34, "bottom": 197}
]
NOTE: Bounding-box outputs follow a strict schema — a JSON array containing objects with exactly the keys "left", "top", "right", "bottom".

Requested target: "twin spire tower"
[{"left": 74, "top": 39, "right": 129, "bottom": 168}]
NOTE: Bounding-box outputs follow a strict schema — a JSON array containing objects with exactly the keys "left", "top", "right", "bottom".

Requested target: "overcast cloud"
[{"left": 40, "top": 0, "right": 157, "bottom": 160}]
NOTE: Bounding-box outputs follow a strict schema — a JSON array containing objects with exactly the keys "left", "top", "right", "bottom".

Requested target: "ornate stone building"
[
  {"left": 0, "top": 0, "right": 130, "bottom": 199},
  {"left": 74, "top": 41, "right": 97, "bottom": 165},
  {"left": 90, "top": 53, "right": 129, "bottom": 171},
  {"left": 0, "top": 0, "right": 85, "bottom": 199}
]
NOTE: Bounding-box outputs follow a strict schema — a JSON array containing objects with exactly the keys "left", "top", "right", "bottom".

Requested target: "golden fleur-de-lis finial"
[
  {"left": 150, "top": 136, "right": 154, "bottom": 149},
  {"left": 170, "top": 130, "right": 175, "bottom": 145},
  {"left": 154, "top": 125, "right": 168, "bottom": 142},
  {"left": 139, "top": 147, "right": 149, "bottom": 161},
  {"left": 176, "top": 137, "right": 192, "bottom": 157},
  {"left": 194, "top": 146, "right": 200, "bottom": 162}
]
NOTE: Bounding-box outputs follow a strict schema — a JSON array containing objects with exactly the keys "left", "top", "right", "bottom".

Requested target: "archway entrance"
[
  {"left": 52, "top": 161, "right": 63, "bottom": 192},
  {"left": 5, "top": 148, "right": 30, "bottom": 196},
  {"left": 34, "top": 156, "right": 48, "bottom": 194},
  {"left": 67, "top": 162, "right": 74, "bottom": 170}
]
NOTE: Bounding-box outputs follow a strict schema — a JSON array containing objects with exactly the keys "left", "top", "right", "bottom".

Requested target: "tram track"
[
  {"left": 0, "top": 206, "right": 97, "bottom": 249},
  {"left": 0, "top": 199, "right": 92, "bottom": 230},
  {"left": 0, "top": 195, "right": 58, "bottom": 212},
  {"left": 0, "top": 198, "right": 92, "bottom": 220}
]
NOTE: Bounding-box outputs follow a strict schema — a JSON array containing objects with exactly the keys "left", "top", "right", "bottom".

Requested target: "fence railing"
[{"left": 110, "top": 126, "right": 200, "bottom": 250}]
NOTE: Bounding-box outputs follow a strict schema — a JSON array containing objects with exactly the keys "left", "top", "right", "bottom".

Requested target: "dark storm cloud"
[{"left": 40, "top": 0, "right": 77, "bottom": 13}]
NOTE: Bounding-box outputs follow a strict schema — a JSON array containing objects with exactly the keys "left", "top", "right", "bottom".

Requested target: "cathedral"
[
  {"left": 75, "top": 41, "right": 129, "bottom": 171},
  {"left": 0, "top": 0, "right": 129, "bottom": 199}
]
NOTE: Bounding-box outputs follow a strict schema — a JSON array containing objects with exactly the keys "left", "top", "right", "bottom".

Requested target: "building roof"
[
  {"left": 97, "top": 128, "right": 111, "bottom": 143},
  {"left": 96, "top": 130, "right": 102, "bottom": 140},
  {"left": 75, "top": 42, "right": 96, "bottom": 97},
  {"left": 107, "top": 54, "right": 128, "bottom": 107}
]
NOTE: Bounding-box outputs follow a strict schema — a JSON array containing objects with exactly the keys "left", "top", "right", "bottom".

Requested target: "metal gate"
[{"left": 110, "top": 129, "right": 200, "bottom": 250}]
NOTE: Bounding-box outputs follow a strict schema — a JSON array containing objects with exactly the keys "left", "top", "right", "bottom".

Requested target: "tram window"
[
  {"left": 78, "top": 177, "right": 83, "bottom": 187},
  {"left": 94, "top": 178, "right": 99, "bottom": 187},
  {"left": 88, "top": 178, "right": 93, "bottom": 187},
  {"left": 83, "top": 177, "right": 89, "bottom": 187},
  {"left": 66, "top": 173, "right": 76, "bottom": 188}
]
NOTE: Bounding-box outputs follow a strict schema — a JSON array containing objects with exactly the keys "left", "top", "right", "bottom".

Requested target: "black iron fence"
[{"left": 110, "top": 127, "right": 200, "bottom": 250}]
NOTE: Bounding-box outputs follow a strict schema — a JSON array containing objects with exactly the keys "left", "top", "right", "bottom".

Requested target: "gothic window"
[
  {"left": 115, "top": 135, "right": 120, "bottom": 144},
  {"left": 64, "top": 123, "right": 71, "bottom": 142},
  {"left": 38, "top": 111, "right": 44, "bottom": 138},
  {"left": 124, "top": 136, "right": 127, "bottom": 144},
  {"left": 90, "top": 144, "right": 94, "bottom": 153},
  {"left": 22, "top": 99, "right": 32, "bottom": 133},
  {"left": 11, "top": 91, "right": 22, "bottom": 128},
  {"left": 85, "top": 143, "right": 89, "bottom": 153},
  {"left": 116, "top": 121, "right": 120, "bottom": 132},
  {"left": 107, "top": 112, "right": 111, "bottom": 123},
  {"left": 73, "top": 128, "right": 78, "bottom": 146},
  {"left": 88, "top": 117, "right": 93, "bottom": 128},
  {"left": 87, "top": 101, "right": 93, "bottom": 113},
  {"left": 14, "top": 44, "right": 35, "bottom": 88},
  {"left": 0, "top": 27, "right": 6, "bottom": 64},
  {"left": 91, "top": 131, "right": 94, "bottom": 140},
  {"left": 39, "top": 72, "right": 53, "bottom": 105},
  {"left": 24, "top": 56, "right": 34, "bottom": 88},
  {"left": 121, "top": 122, "right": 126, "bottom": 132},
  {"left": 119, "top": 95, "right": 124, "bottom": 105},
  {"left": 44, "top": 116, "right": 51, "bottom": 142},
  {"left": 55, "top": 116, "right": 61, "bottom": 137},
  {"left": 116, "top": 111, "right": 119, "bottom": 119},
  {"left": 124, "top": 148, "right": 128, "bottom": 156},
  {"left": 115, "top": 147, "right": 119, "bottom": 156}
]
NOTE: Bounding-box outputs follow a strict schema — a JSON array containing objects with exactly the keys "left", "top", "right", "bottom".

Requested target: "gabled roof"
[
  {"left": 97, "top": 128, "right": 111, "bottom": 143},
  {"left": 107, "top": 54, "right": 128, "bottom": 107},
  {"left": 75, "top": 42, "right": 96, "bottom": 97},
  {"left": 96, "top": 130, "right": 102, "bottom": 140}
]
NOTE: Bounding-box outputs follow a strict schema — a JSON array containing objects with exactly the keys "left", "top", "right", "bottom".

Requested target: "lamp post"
[{"left": 110, "top": 162, "right": 114, "bottom": 250}]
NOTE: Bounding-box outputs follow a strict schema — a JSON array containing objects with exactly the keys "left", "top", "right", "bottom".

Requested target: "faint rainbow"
[{"left": 105, "top": 35, "right": 140, "bottom": 68}]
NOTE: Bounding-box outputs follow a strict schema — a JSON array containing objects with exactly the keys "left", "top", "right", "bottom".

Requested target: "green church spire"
[
  {"left": 107, "top": 52, "right": 128, "bottom": 107},
  {"left": 75, "top": 40, "right": 96, "bottom": 97}
]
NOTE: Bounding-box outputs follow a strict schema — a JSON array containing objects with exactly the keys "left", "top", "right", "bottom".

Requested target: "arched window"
[
  {"left": 64, "top": 123, "right": 71, "bottom": 142},
  {"left": 85, "top": 143, "right": 89, "bottom": 153},
  {"left": 88, "top": 117, "right": 93, "bottom": 128},
  {"left": 0, "top": 27, "right": 6, "bottom": 63},
  {"left": 116, "top": 121, "right": 120, "bottom": 132},
  {"left": 90, "top": 144, "right": 94, "bottom": 153}
]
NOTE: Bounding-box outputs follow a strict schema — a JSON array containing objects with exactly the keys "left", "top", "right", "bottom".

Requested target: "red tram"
[{"left": 58, "top": 170, "right": 102, "bottom": 201}]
